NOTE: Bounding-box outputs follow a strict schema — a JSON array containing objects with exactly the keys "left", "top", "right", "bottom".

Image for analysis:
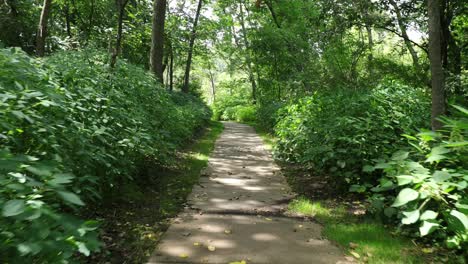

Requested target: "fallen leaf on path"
[
  {"left": 350, "top": 251, "right": 360, "bottom": 259},
  {"left": 193, "top": 242, "right": 200, "bottom": 246},
  {"left": 207, "top": 245, "right": 216, "bottom": 252},
  {"left": 179, "top": 253, "right": 188, "bottom": 258},
  {"left": 229, "top": 261, "right": 247, "bottom": 264},
  {"left": 224, "top": 229, "right": 232, "bottom": 234},
  {"left": 265, "top": 218, "right": 272, "bottom": 221}
]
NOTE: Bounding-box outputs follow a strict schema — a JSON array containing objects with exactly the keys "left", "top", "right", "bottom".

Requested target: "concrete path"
[{"left": 148, "top": 122, "right": 350, "bottom": 264}]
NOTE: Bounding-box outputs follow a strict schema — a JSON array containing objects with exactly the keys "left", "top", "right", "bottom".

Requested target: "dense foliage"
[
  {"left": 0, "top": 48, "right": 210, "bottom": 261},
  {"left": 273, "top": 81, "right": 430, "bottom": 187},
  {"left": 364, "top": 106, "right": 467, "bottom": 250}
]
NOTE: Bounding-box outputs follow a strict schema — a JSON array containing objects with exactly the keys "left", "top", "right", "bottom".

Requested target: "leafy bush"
[
  {"left": 274, "top": 81, "right": 430, "bottom": 186},
  {"left": 212, "top": 96, "right": 249, "bottom": 121},
  {"left": 0, "top": 48, "right": 210, "bottom": 261},
  {"left": 365, "top": 106, "right": 467, "bottom": 250},
  {"left": 235, "top": 105, "right": 256, "bottom": 122},
  {"left": 256, "top": 101, "right": 284, "bottom": 132}
]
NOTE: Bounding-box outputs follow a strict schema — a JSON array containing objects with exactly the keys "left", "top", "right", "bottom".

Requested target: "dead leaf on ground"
[
  {"left": 350, "top": 251, "right": 360, "bottom": 259},
  {"left": 207, "top": 245, "right": 216, "bottom": 252}
]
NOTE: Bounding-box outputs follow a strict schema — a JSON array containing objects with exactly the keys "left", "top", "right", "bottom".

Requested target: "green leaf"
[
  {"left": 76, "top": 242, "right": 90, "bottom": 256},
  {"left": 384, "top": 207, "right": 397, "bottom": 217},
  {"left": 58, "top": 191, "right": 85, "bottom": 206},
  {"left": 432, "top": 170, "right": 451, "bottom": 183},
  {"left": 455, "top": 203, "right": 468, "bottom": 214},
  {"left": 362, "top": 165, "right": 374, "bottom": 172},
  {"left": 26, "top": 165, "right": 54, "bottom": 177},
  {"left": 396, "top": 175, "right": 414, "bottom": 186},
  {"left": 392, "top": 188, "right": 419, "bottom": 207},
  {"left": 452, "top": 105, "right": 468, "bottom": 115},
  {"left": 2, "top": 199, "right": 25, "bottom": 217},
  {"left": 450, "top": 210, "right": 468, "bottom": 229},
  {"left": 420, "top": 221, "right": 439, "bottom": 236},
  {"left": 420, "top": 210, "right": 438, "bottom": 220},
  {"left": 391, "top": 151, "right": 409, "bottom": 161},
  {"left": 48, "top": 173, "right": 75, "bottom": 186},
  {"left": 402, "top": 209, "right": 420, "bottom": 225},
  {"left": 426, "top": 146, "right": 450, "bottom": 163}
]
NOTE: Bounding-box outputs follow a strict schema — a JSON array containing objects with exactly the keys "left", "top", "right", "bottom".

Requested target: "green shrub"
[
  {"left": 363, "top": 106, "right": 467, "bottom": 250},
  {"left": 212, "top": 96, "right": 248, "bottom": 121},
  {"left": 235, "top": 105, "right": 256, "bottom": 122},
  {"left": 274, "top": 81, "right": 430, "bottom": 187},
  {"left": 256, "top": 101, "right": 284, "bottom": 132},
  {"left": 0, "top": 48, "right": 210, "bottom": 261}
]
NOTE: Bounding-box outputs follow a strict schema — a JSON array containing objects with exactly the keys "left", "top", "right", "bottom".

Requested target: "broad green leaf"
[
  {"left": 450, "top": 210, "right": 468, "bottom": 229},
  {"left": 49, "top": 173, "right": 75, "bottom": 186},
  {"left": 420, "top": 210, "right": 438, "bottom": 221},
  {"left": 420, "top": 221, "right": 439, "bottom": 236},
  {"left": 396, "top": 175, "right": 414, "bottom": 186},
  {"left": 76, "top": 242, "right": 90, "bottom": 256},
  {"left": 2, "top": 199, "right": 25, "bottom": 217},
  {"left": 402, "top": 209, "right": 420, "bottom": 225},
  {"left": 26, "top": 165, "right": 53, "bottom": 177},
  {"left": 426, "top": 146, "right": 450, "bottom": 163},
  {"left": 392, "top": 188, "right": 419, "bottom": 207},
  {"left": 432, "top": 170, "right": 451, "bottom": 183},
  {"left": 455, "top": 203, "right": 468, "bottom": 214},
  {"left": 391, "top": 151, "right": 409, "bottom": 161},
  {"left": 58, "top": 191, "right": 84, "bottom": 206}
]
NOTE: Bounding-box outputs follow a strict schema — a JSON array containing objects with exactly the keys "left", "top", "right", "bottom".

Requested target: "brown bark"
[
  {"left": 36, "top": 0, "right": 52, "bottom": 57},
  {"left": 428, "top": 0, "right": 446, "bottom": 130},
  {"left": 182, "top": 0, "right": 203, "bottom": 93},
  {"left": 110, "top": 0, "right": 129, "bottom": 68},
  {"left": 150, "top": 0, "right": 167, "bottom": 83}
]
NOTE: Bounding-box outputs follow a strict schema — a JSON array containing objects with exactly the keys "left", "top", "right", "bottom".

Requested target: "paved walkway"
[{"left": 148, "top": 122, "right": 349, "bottom": 264}]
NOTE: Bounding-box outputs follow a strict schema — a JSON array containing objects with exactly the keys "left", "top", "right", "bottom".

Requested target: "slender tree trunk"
[
  {"left": 182, "top": 0, "right": 203, "bottom": 93},
  {"left": 150, "top": 0, "right": 167, "bottom": 83},
  {"left": 110, "top": 0, "right": 129, "bottom": 68},
  {"left": 64, "top": 3, "right": 72, "bottom": 38},
  {"left": 169, "top": 44, "right": 174, "bottom": 91},
  {"left": 36, "top": 0, "right": 52, "bottom": 57},
  {"left": 238, "top": 0, "right": 257, "bottom": 103},
  {"left": 265, "top": 0, "right": 280, "bottom": 28},
  {"left": 388, "top": 0, "right": 421, "bottom": 71},
  {"left": 428, "top": 0, "right": 446, "bottom": 130},
  {"left": 209, "top": 69, "right": 216, "bottom": 103}
]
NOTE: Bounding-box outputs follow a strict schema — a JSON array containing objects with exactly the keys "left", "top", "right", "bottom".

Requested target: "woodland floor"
[{"left": 147, "top": 122, "right": 351, "bottom": 264}]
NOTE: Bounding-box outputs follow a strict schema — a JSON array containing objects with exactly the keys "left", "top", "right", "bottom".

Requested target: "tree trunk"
[
  {"left": 64, "top": 3, "right": 72, "bottom": 38},
  {"left": 428, "top": 0, "right": 446, "bottom": 130},
  {"left": 238, "top": 0, "right": 257, "bottom": 103},
  {"left": 110, "top": 0, "right": 129, "bottom": 68},
  {"left": 388, "top": 0, "right": 421, "bottom": 72},
  {"left": 36, "top": 0, "right": 52, "bottom": 57},
  {"left": 150, "top": 0, "right": 167, "bottom": 83},
  {"left": 182, "top": 0, "right": 203, "bottom": 93},
  {"left": 169, "top": 44, "right": 174, "bottom": 91},
  {"left": 209, "top": 69, "right": 216, "bottom": 103}
]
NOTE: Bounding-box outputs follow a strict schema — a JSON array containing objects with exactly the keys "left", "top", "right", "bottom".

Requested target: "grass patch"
[
  {"left": 287, "top": 196, "right": 425, "bottom": 263},
  {"left": 84, "top": 121, "right": 224, "bottom": 263}
]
